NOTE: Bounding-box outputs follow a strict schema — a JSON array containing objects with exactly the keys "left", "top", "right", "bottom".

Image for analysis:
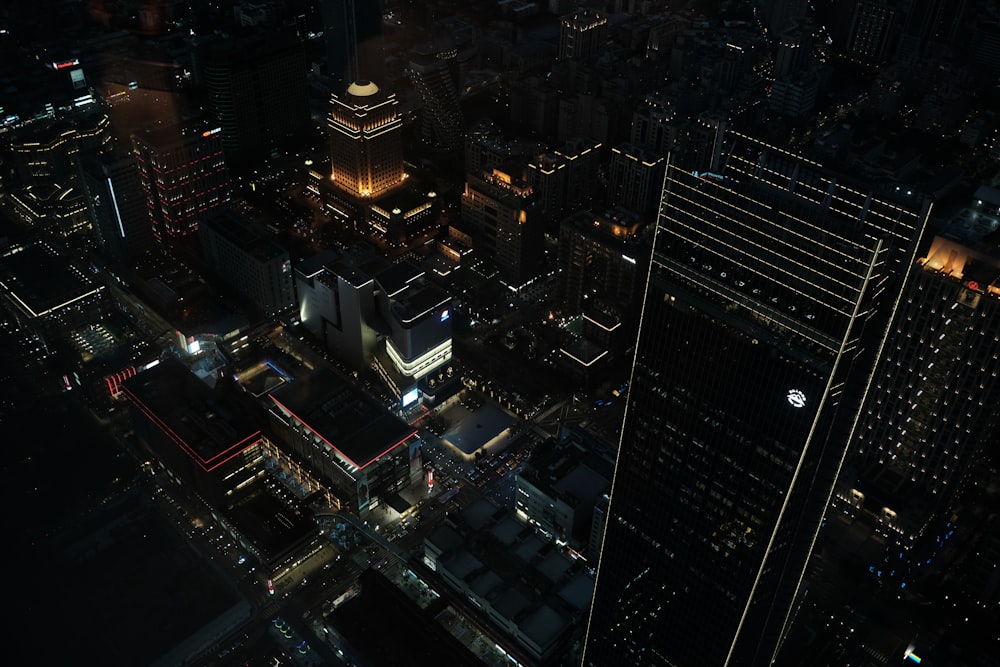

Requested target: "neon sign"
[
  {"left": 692, "top": 170, "right": 726, "bottom": 182},
  {"left": 967, "top": 280, "right": 980, "bottom": 291},
  {"left": 787, "top": 389, "right": 807, "bottom": 408}
]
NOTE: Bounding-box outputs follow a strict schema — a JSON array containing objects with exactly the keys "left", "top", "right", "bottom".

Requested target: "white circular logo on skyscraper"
[{"left": 787, "top": 389, "right": 807, "bottom": 408}]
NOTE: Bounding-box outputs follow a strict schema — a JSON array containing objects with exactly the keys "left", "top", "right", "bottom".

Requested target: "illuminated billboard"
[{"left": 402, "top": 387, "right": 420, "bottom": 407}]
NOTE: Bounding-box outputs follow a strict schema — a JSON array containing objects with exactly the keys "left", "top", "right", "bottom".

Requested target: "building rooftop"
[
  {"left": 268, "top": 368, "right": 416, "bottom": 469},
  {"left": 133, "top": 120, "right": 220, "bottom": 149},
  {"left": 490, "top": 515, "right": 525, "bottom": 547},
  {"left": 224, "top": 478, "right": 316, "bottom": 564},
  {"left": 536, "top": 549, "right": 574, "bottom": 583},
  {"left": 0, "top": 241, "right": 103, "bottom": 319},
  {"left": 552, "top": 464, "right": 611, "bottom": 507},
  {"left": 374, "top": 260, "right": 424, "bottom": 298},
  {"left": 328, "top": 569, "right": 484, "bottom": 665},
  {"left": 346, "top": 80, "right": 380, "bottom": 97},
  {"left": 370, "top": 188, "right": 434, "bottom": 217},
  {"left": 518, "top": 436, "right": 613, "bottom": 511},
  {"left": 441, "top": 403, "right": 517, "bottom": 455},
  {"left": 294, "top": 249, "right": 340, "bottom": 280},
  {"left": 520, "top": 605, "right": 569, "bottom": 653},
  {"left": 460, "top": 497, "right": 502, "bottom": 532},
  {"left": 426, "top": 523, "right": 466, "bottom": 555},
  {"left": 122, "top": 357, "right": 262, "bottom": 472},
  {"left": 557, "top": 570, "right": 595, "bottom": 613},
  {"left": 559, "top": 336, "right": 608, "bottom": 367},
  {"left": 202, "top": 210, "right": 288, "bottom": 263},
  {"left": 392, "top": 282, "right": 450, "bottom": 326},
  {"left": 427, "top": 498, "right": 595, "bottom": 661}
]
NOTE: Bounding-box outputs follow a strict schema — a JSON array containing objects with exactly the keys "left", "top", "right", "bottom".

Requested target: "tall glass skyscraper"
[{"left": 582, "top": 130, "right": 930, "bottom": 666}]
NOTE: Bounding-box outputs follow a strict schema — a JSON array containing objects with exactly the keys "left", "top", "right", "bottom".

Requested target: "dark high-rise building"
[
  {"left": 321, "top": 0, "right": 383, "bottom": 88},
  {"left": 761, "top": 0, "right": 807, "bottom": 35},
  {"left": 461, "top": 167, "right": 542, "bottom": 288},
  {"left": 607, "top": 143, "right": 666, "bottom": 219},
  {"left": 774, "top": 27, "right": 810, "bottom": 79},
  {"left": 408, "top": 40, "right": 465, "bottom": 152},
  {"left": 556, "top": 137, "right": 602, "bottom": 215},
  {"left": 527, "top": 152, "right": 567, "bottom": 226},
  {"left": 557, "top": 209, "right": 648, "bottom": 319},
  {"left": 630, "top": 95, "right": 677, "bottom": 157},
  {"left": 842, "top": 0, "right": 900, "bottom": 67},
  {"left": 583, "top": 131, "right": 930, "bottom": 666},
  {"left": 838, "top": 190, "right": 1000, "bottom": 550},
  {"left": 559, "top": 9, "right": 608, "bottom": 63},
  {"left": 196, "top": 31, "right": 309, "bottom": 171},
  {"left": 200, "top": 209, "right": 295, "bottom": 319},
  {"left": 80, "top": 150, "right": 155, "bottom": 262},
  {"left": 897, "top": 0, "right": 967, "bottom": 61},
  {"left": 131, "top": 122, "right": 230, "bottom": 243}
]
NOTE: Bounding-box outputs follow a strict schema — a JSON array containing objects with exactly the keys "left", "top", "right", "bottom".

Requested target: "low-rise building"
[
  {"left": 267, "top": 367, "right": 423, "bottom": 518},
  {"left": 424, "top": 498, "right": 595, "bottom": 663},
  {"left": 515, "top": 434, "right": 613, "bottom": 554},
  {"left": 122, "top": 357, "right": 321, "bottom": 582}
]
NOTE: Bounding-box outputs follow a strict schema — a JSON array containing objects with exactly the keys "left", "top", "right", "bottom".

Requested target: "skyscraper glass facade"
[{"left": 583, "top": 131, "right": 930, "bottom": 666}]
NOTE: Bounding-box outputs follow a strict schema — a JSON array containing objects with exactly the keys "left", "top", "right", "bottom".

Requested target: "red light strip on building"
[
  {"left": 124, "top": 387, "right": 261, "bottom": 472},
  {"left": 268, "top": 394, "right": 416, "bottom": 470},
  {"left": 104, "top": 366, "right": 138, "bottom": 396}
]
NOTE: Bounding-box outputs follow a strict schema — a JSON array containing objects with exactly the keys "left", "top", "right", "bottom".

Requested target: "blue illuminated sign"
[{"left": 440, "top": 309, "right": 450, "bottom": 322}]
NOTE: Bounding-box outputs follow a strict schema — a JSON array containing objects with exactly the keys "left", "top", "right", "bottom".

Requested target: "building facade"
[
  {"left": 583, "top": 130, "right": 929, "bottom": 666},
  {"left": 461, "top": 168, "right": 542, "bottom": 288},
  {"left": 268, "top": 368, "right": 422, "bottom": 517},
  {"left": 197, "top": 31, "right": 309, "bottom": 171},
  {"left": 837, "top": 192, "right": 1000, "bottom": 556},
  {"left": 131, "top": 122, "right": 230, "bottom": 243},
  {"left": 607, "top": 142, "right": 666, "bottom": 219},
  {"left": 0, "top": 240, "right": 111, "bottom": 350},
  {"left": 200, "top": 210, "right": 295, "bottom": 318},
  {"left": 80, "top": 150, "right": 155, "bottom": 262},
  {"left": 557, "top": 209, "right": 648, "bottom": 318},
  {"left": 373, "top": 261, "right": 452, "bottom": 388},
  {"left": 294, "top": 249, "right": 380, "bottom": 371},
  {"left": 408, "top": 42, "right": 465, "bottom": 152},
  {"left": 8, "top": 111, "right": 111, "bottom": 187},
  {"left": 328, "top": 80, "right": 405, "bottom": 199},
  {"left": 559, "top": 9, "right": 608, "bottom": 63}
]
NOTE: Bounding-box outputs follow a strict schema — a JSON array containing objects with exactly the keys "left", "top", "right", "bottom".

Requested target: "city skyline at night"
[{"left": 2, "top": 2, "right": 999, "bottom": 666}]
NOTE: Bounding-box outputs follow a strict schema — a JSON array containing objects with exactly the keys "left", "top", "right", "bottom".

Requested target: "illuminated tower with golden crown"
[{"left": 327, "top": 80, "right": 405, "bottom": 199}]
